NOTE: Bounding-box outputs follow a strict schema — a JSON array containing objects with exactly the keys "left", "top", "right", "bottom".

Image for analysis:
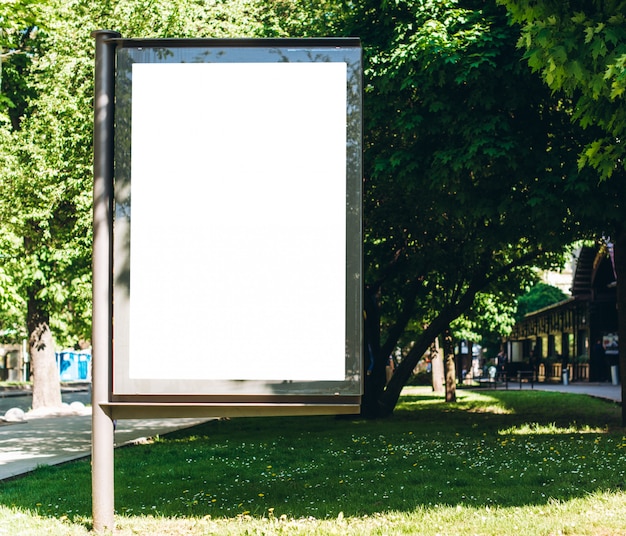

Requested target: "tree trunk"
[
  {"left": 613, "top": 224, "right": 626, "bottom": 426},
  {"left": 378, "top": 278, "right": 423, "bottom": 363},
  {"left": 443, "top": 326, "right": 456, "bottom": 403},
  {"left": 374, "top": 252, "right": 544, "bottom": 416},
  {"left": 379, "top": 314, "right": 452, "bottom": 415},
  {"left": 28, "top": 297, "right": 62, "bottom": 410},
  {"left": 430, "top": 335, "right": 444, "bottom": 394},
  {"left": 361, "top": 285, "right": 387, "bottom": 417},
  {"left": 378, "top": 285, "right": 484, "bottom": 414}
]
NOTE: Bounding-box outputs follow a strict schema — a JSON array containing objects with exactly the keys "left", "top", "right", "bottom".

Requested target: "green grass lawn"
[{"left": 1, "top": 387, "right": 626, "bottom": 535}]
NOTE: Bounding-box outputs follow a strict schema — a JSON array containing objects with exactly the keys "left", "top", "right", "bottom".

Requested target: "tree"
[
  {"left": 515, "top": 282, "right": 568, "bottom": 321},
  {"left": 453, "top": 291, "right": 521, "bottom": 354},
  {"left": 345, "top": 0, "right": 604, "bottom": 415},
  {"left": 0, "top": 1, "right": 66, "bottom": 407},
  {"left": 497, "top": 0, "right": 626, "bottom": 424},
  {"left": 441, "top": 326, "right": 456, "bottom": 402},
  {"left": 2, "top": 0, "right": 614, "bottom": 418},
  {"left": 0, "top": 0, "right": 294, "bottom": 407}
]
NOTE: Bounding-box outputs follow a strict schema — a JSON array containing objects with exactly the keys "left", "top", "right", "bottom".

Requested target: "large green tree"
[
  {"left": 515, "top": 281, "right": 568, "bottom": 321},
  {"left": 1, "top": 0, "right": 68, "bottom": 407},
  {"left": 0, "top": 0, "right": 296, "bottom": 407},
  {"left": 497, "top": 0, "right": 626, "bottom": 423},
  {"left": 347, "top": 0, "right": 607, "bottom": 415}
]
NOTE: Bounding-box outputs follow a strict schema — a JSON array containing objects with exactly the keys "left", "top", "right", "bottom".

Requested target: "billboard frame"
[
  {"left": 92, "top": 31, "right": 362, "bottom": 531},
  {"left": 107, "top": 38, "right": 362, "bottom": 418}
]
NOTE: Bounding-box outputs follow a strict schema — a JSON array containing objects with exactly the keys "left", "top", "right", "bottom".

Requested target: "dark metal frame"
[{"left": 108, "top": 36, "right": 363, "bottom": 412}]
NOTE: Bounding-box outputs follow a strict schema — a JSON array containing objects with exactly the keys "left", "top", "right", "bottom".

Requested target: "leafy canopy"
[
  {"left": 497, "top": 0, "right": 626, "bottom": 179},
  {"left": 0, "top": 0, "right": 314, "bottom": 345},
  {"left": 515, "top": 281, "right": 568, "bottom": 321},
  {"left": 362, "top": 0, "right": 585, "bottom": 347}
]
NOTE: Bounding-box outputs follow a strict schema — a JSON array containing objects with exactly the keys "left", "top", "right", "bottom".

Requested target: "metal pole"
[{"left": 91, "top": 29, "right": 119, "bottom": 533}]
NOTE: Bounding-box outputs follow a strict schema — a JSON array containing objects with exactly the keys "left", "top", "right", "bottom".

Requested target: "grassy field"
[{"left": 1, "top": 386, "right": 625, "bottom": 535}]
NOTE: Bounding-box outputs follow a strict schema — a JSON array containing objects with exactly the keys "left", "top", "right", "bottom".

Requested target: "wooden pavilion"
[{"left": 506, "top": 245, "right": 618, "bottom": 382}]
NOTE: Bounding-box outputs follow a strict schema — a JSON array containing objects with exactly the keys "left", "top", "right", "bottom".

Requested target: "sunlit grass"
[
  {"left": 2, "top": 492, "right": 626, "bottom": 535},
  {"left": 499, "top": 422, "right": 609, "bottom": 435},
  {"left": 1, "top": 387, "right": 624, "bottom": 535}
]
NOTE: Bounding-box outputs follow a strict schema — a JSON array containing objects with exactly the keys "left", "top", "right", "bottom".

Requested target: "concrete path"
[
  {"left": 0, "top": 388, "right": 211, "bottom": 480},
  {"left": 498, "top": 380, "right": 621, "bottom": 402},
  {"left": 0, "top": 410, "right": 210, "bottom": 480}
]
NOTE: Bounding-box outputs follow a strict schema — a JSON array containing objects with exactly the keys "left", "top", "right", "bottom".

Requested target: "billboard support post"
[{"left": 91, "top": 29, "right": 120, "bottom": 533}]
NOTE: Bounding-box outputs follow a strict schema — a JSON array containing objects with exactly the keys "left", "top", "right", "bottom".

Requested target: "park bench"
[
  {"left": 474, "top": 366, "right": 508, "bottom": 389},
  {"left": 514, "top": 370, "right": 535, "bottom": 389},
  {"left": 503, "top": 363, "right": 536, "bottom": 389}
]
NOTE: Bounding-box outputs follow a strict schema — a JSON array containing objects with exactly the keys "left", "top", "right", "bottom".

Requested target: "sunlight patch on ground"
[
  {"left": 399, "top": 386, "right": 515, "bottom": 415},
  {"left": 400, "top": 386, "right": 441, "bottom": 396},
  {"left": 498, "top": 422, "right": 609, "bottom": 435},
  {"left": 464, "top": 404, "right": 513, "bottom": 415}
]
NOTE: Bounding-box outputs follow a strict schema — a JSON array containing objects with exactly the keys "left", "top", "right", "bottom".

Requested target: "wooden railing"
[{"left": 538, "top": 362, "right": 589, "bottom": 382}]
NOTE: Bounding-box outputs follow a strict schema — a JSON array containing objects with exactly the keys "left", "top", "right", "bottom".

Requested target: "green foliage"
[
  {"left": 497, "top": 0, "right": 626, "bottom": 426},
  {"left": 515, "top": 281, "right": 568, "bottom": 321},
  {"left": 1, "top": 1, "right": 103, "bottom": 345},
  {"left": 0, "top": 0, "right": 40, "bottom": 38},
  {"left": 0, "top": 0, "right": 43, "bottom": 120},
  {"left": 359, "top": 0, "right": 591, "bottom": 370},
  {"left": 451, "top": 291, "right": 519, "bottom": 353},
  {"left": 0, "top": 0, "right": 314, "bottom": 346},
  {"left": 0, "top": 0, "right": 615, "bottom": 408},
  {"left": 498, "top": 0, "right": 626, "bottom": 180},
  {"left": 0, "top": 228, "right": 25, "bottom": 339}
]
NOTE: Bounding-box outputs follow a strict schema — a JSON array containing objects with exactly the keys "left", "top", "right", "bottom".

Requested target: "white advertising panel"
[{"left": 129, "top": 62, "right": 346, "bottom": 381}]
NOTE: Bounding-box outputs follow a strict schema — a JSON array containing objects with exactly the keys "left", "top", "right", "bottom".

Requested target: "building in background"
[
  {"left": 0, "top": 342, "right": 28, "bottom": 382},
  {"left": 506, "top": 244, "right": 618, "bottom": 383}
]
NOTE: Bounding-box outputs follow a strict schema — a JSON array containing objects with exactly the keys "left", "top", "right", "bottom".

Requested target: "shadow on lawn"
[{"left": 0, "top": 389, "right": 624, "bottom": 523}]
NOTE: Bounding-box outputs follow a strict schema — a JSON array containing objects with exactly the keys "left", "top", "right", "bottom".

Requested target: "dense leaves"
[
  {"left": 515, "top": 282, "right": 568, "bottom": 321},
  {"left": 498, "top": 0, "right": 626, "bottom": 425},
  {"left": 0, "top": 1, "right": 301, "bottom": 406},
  {"left": 350, "top": 0, "right": 601, "bottom": 414},
  {"left": 498, "top": 0, "right": 626, "bottom": 178},
  {"left": 1, "top": 0, "right": 288, "bottom": 341}
]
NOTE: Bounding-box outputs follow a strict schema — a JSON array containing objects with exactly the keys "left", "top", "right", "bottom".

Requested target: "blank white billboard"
[{"left": 128, "top": 62, "right": 346, "bottom": 382}]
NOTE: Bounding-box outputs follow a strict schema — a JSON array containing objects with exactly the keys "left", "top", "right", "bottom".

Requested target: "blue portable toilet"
[
  {"left": 57, "top": 350, "right": 92, "bottom": 381},
  {"left": 77, "top": 352, "right": 90, "bottom": 380}
]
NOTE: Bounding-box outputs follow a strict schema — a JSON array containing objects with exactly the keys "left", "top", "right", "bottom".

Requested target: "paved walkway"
[
  {"left": 0, "top": 382, "right": 621, "bottom": 481},
  {"left": 509, "top": 380, "right": 621, "bottom": 402},
  {"left": 0, "top": 412, "right": 210, "bottom": 480},
  {"left": 0, "top": 388, "right": 211, "bottom": 480}
]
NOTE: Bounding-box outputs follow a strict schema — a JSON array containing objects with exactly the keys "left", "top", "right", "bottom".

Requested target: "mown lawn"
[{"left": 1, "top": 387, "right": 625, "bottom": 535}]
